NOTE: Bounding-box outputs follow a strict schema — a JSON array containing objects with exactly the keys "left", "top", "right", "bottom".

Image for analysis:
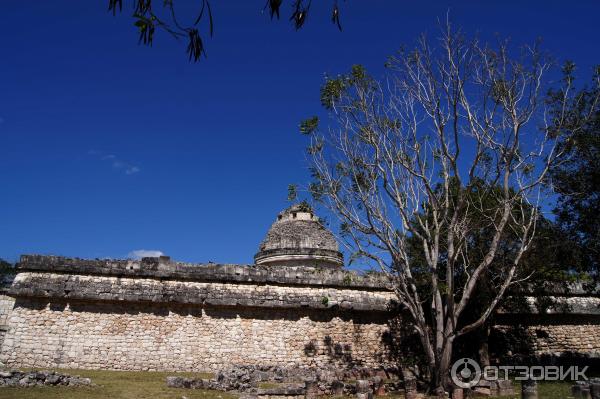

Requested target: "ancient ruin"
[
  {"left": 0, "top": 205, "right": 394, "bottom": 371},
  {"left": 0, "top": 204, "right": 598, "bottom": 375}
]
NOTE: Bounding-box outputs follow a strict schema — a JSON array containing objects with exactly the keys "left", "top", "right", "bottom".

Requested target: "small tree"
[{"left": 301, "top": 25, "right": 600, "bottom": 394}]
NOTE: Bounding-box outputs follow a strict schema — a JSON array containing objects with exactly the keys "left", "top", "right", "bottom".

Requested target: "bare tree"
[{"left": 302, "top": 24, "right": 600, "bottom": 395}]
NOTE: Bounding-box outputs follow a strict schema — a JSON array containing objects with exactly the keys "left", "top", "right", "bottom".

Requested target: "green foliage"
[
  {"left": 350, "top": 64, "right": 366, "bottom": 81},
  {"left": 287, "top": 184, "right": 298, "bottom": 202},
  {"left": 306, "top": 137, "right": 324, "bottom": 155},
  {"left": 133, "top": 14, "right": 156, "bottom": 46},
  {"left": 550, "top": 64, "right": 600, "bottom": 277},
  {"left": 296, "top": 200, "right": 313, "bottom": 213},
  {"left": 321, "top": 296, "right": 329, "bottom": 306},
  {"left": 308, "top": 182, "right": 324, "bottom": 202},
  {"left": 108, "top": 0, "right": 214, "bottom": 61},
  {"left": 319, "top": 64, "right": 372, "bottom": 110},
  {"left": 297, "top": 30, "right": 600, "bottom": 391},
  {"left": 299, "top": 116, "right": 319, "bottom": 135},
  {"left": 491, "top": 79, "right": 513, "bottom": 103},
  {"left": 320, "top": 77, "right": 347, "bottom": 109},
  {"left": 108, "top": 0, "right": 346, "bottom": 62},
  {"left": 342, "top": 274, "right": 353, "bottom": 285},
  {"left": 403, "top": 179, "right": 583, "bottom": 328},
  {"left": 0, "top": 259, "right": 14, "bottom": 277},
  {"left": 339, "top": 221, "right": 351, "bottom": 236}
]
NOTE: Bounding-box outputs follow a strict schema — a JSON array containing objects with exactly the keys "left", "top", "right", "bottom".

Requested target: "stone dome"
[{"left": 254, "top": 204, "right": 343, "bottom": 268}]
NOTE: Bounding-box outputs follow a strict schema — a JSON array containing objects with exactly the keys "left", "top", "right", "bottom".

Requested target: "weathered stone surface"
[
  {"left": 255, "top": 205, "right": 343, "bottom": 269},
  {"left": 1, "top": 254, "right": 395, "bottom": 371},
  {"left": 356, "top": 380, "right": 371, "bottom": 393},
  {"left": 0, "top": 370, "right": 92, "bottom": 387},
  {"left": 502, "top": 295, "right": 600, "bottom": 315},
  {"left": 9, "top": 271, "right": 394, "bottom": 312},
  {"left": 572, "top": 380, "right": 600, "bottom": 399},
  {"left": 3, "top": 253, "right": 600, "bottom": 375},
  {"left": 493, "top": 321, "right": 600, "bottom": 358},
  {"left": 1, "top": 297, "right": 391, "bottom": 371},
  {"left": 331, "top": 380, "right": 345, "bottom": 395},
  {"left": 166, "top": 376, "right": 207, "bottom": 389},
  {"left": 16, "top": 255, "right": 390, "bottom": 290},
  {"left": 521, "top": 379, "right": 538, "bottom": 399},
  {"left": 256, "top": 384, "right": 305, "bottom": 396},
  {"left": 170, "top": 365, "right": 396, "bottom": 398}
]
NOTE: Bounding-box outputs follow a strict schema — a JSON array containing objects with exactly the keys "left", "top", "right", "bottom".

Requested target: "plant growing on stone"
[
  {"left": 342, "top": 273, "right": 353, "bottom": 285},
  {"left": 301, "top": 23, "right": 600, "bottom": 395}
]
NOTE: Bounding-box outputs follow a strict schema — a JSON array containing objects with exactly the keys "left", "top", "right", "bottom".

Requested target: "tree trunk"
[
  {"left": 431, "top": 341, "right": 454, "bottom": 397},
  {"left": 478, "top": 326, "right": 491, "bottom": 368}
]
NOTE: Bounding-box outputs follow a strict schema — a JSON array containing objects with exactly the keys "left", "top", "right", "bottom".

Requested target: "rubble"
[{"left": 0, "top": 370, "right": 92, "bottom": 387}]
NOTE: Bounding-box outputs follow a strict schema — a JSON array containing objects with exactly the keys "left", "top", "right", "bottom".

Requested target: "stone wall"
[
  {"left": 0, "top": 294, "right": 15, "bottom": 349},
  {"left": 9, "top": 272, "right": 393, "bottom": 311},
  {"left": 1, "top": 297, "right": 390, "bottom": 371},
  {"left": 14, "top": 255, "right": 387, "bottom": 289},
  {"left": 0, "top": 255, "right": 395, "bottom": 372},
  {"left": 493, "top": 317, "right": 600, "bottom": 359},
  {"left": 0, "top": 294, "right": 15, "bottom": 326},
  {"left": 512, "top": 323, "right": 600, "bottom": 357},
  {"left": 493, "top": 296, "right": 600, "bottom": 361},
  {"left": 4, "top": 255, "right": 599, "bottom": 371}
]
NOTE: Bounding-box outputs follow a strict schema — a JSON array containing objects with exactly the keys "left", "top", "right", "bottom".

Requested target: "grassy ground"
[
  {"left": 0, "top": 369, "right": 237, "bottom": 399},
  {"left": 0, "top": 369, "right": 576, "bottom": 399},
  {"left": 386, "top": 380, "right": 574, "bottom": 399},
  {"left": 498, "top": 380, "right": 572, "bottom": 399}
]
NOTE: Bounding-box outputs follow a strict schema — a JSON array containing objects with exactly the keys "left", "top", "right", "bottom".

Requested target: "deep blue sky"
[{"left": 1, "top": 1, "right": 598, "bottom": 265}]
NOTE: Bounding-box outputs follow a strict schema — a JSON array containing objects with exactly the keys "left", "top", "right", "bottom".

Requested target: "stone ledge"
[
  {"left": 9, "top": 272, "right": 395, "bottom": 311},
  {"left": 499, "top": 296, "right": 600, "bottom": 315},
  {"left": 17, "top": 255, "right": 391, "bottom": 290},
  {"left": 254, "top": 248, "right": 343, "bottom": 265}
]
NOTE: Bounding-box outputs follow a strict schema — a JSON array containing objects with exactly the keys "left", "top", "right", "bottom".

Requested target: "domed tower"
[{"left": 254, "top": 204, "right": 343, "bottom": 268}]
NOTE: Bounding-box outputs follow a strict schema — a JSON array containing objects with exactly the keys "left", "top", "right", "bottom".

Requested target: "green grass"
[
  {"left": 382, "top": 380, "right": 573, "bottom": 399},
  {"left": 0, "top": 369, "right": 237, "bottom": 399},
  {"left": 496, "top": 380, "right": 572, "bottom": 399},
  {"left": 0, "top": 370, "right": 576, "bottom": 399}
]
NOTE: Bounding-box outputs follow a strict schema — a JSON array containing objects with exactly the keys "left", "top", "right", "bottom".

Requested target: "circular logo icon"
[{"left": 450, "top": 358, "right": 481, "bottom": 388}]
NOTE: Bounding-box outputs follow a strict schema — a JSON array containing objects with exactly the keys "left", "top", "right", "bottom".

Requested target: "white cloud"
[
  {"left": 125, "top": 166, "right": 140, "bottom": 175},
  {"left": 89, "top": 151, "right": 141, "bottom": 175},
  {"left": 128, "top": 249, "right": 164, "bottom": 259}
]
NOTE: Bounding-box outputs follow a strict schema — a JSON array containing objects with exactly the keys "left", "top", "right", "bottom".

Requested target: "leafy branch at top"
[{"left": 107, "top": 0, "right": 345, "bottom": 63}]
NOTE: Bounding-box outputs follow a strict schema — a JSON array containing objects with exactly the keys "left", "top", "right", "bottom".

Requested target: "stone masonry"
[
  {"left": 0, "top": 255, "right": 396, "bottom": 371},
  {"left": 494, "top": 294, "right": 600, "bottom": 360},
  {"left": 1, "top": 205, "right": 599, "bottom": 373}
]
